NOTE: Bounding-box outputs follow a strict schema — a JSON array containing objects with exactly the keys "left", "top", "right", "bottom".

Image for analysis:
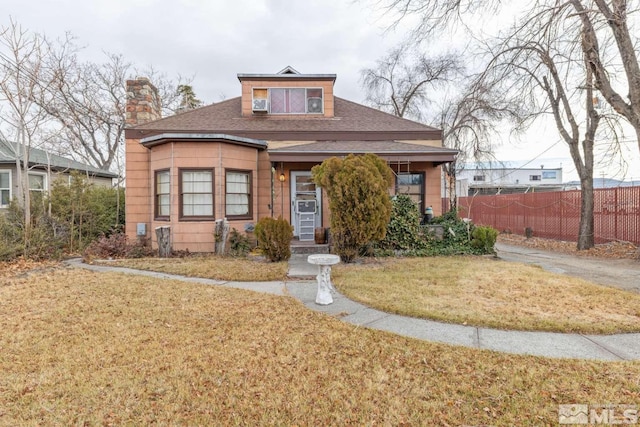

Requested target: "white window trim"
[
  {"left": 0, "top": 169, "right": 11, "bottom": 208},
  {"left": 28, "top": 171, "right": 48, "bottom": 193}
]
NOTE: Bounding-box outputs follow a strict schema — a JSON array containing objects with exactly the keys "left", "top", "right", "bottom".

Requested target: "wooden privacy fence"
[{"left": 445, "top": 186, "right": 640, "bottom": 245}]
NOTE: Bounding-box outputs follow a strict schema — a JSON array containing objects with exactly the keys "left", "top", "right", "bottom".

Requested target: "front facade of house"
[
  {"left": 0, "top": 139, "right": 116, "bottom": 210},
  {"left": 124, "top": 68, "right": 457, "bottom": 252}
]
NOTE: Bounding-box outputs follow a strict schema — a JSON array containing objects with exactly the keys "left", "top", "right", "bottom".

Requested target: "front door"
[{"left": 291, "top": 171, "right": 321, "bottom": 241}]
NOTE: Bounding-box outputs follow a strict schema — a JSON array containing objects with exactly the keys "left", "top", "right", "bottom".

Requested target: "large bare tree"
[
  {"left": 360, "top": 43, "right": 520, "bottom": 212},
  {"left": 379, "top": 0, "right": 635, "bottom": 249},
  {"left": 38, "top": 40, "right": 189, "bottom": 176},
  {"left": 479, "top": 35, "right": 604, "bottom": 249},
  {"left": 381, "top": 0, "right": 640, "bottom": 152},
  {"left": 437, "top": 79, "right": 525, "bottom": 211},
  {"left": 360, "top": 44, "right": 463, "bottom": 121},
  {"left": 0, "top": 19, "right": 53, "bottom": 240}
]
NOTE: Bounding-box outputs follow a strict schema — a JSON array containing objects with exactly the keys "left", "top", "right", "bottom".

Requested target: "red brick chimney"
[{"left": 126, "top": 77, "right": 161, "bottom": 126}]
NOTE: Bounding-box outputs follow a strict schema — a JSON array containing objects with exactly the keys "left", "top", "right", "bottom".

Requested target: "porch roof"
[{"left": 268, "top": 140, "right": 458, "bottom": 164}]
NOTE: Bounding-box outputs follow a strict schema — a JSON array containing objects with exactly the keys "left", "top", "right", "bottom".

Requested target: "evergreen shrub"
[
  {"left": 380, "top": 194, "right": 426, "bottom": 251},
  {"left": 228, "top": 228, "right": 252, "bottom": 257},
  {"left": 255, "top": 217, "right": 293, "bottom": 262},
  {"left": 471, "top": 225, "right": 499, "bottom": 254},
  {"left": 312, "top": 153, "right": 394, "bottom": 262}
]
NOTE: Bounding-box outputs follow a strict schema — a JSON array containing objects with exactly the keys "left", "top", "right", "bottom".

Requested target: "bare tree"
[
  {"left": 360, "top": 43, "right": 519, "bottom": 212},
  {"left": 570, "top": 0, "right": 640, "bottom": 151},
  {"left": 379, "top": 0, "right": 636, "bottom": 249},
  {"left": 38, "top": 46, "right": 128, "bottom": 173},
  {"left": 381, "top": 0, "right": 640, "bottom": 152},
  {"left": 38, "top": 43, "right": 189, "bottom": 177},
  {"left": 437, "top": 79, "right": 524, "bottom": 211},
  {"left": 473, "top": 4, "right": 626, "bottom": 249},
  {"left": 0, "top": 19, "right": 52, "bottom": 241},
  {"left": 360, "top": 44, "right": 463, "bottom": 121}
]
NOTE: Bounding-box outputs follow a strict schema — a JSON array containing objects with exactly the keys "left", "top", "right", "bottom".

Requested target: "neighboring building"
[
  {"left": 564, "top": 178, "right": 640, "bottom": 189},
  {"left": 124, "top": 67, "right": 458, "bottom": 251},
  {"left": 456, "top": 165, "right": 564, "bottom": 196},
  {"left": 0, "top": 139, "right": 116, "bottom": 210}
]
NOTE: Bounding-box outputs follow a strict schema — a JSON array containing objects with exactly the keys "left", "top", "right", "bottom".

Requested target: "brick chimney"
[{"left": 126, "top": 77, "right": 161, "bottom": 126}]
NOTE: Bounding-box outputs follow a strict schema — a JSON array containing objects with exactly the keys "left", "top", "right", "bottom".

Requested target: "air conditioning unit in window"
[
  {"left": 307, "top": 97, "right": 322, "bottom": 113},
  {"left": 252, "top": 98, "right": 268, "bottom": 112}
]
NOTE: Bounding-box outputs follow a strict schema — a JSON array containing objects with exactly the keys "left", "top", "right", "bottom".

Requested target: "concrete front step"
[{"left": 290, "top": 243, "right": 330, "bottom": 255}]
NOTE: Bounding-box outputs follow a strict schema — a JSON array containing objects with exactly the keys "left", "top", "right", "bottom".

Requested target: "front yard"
[
  {"left": 94, "top": 255, "right": 288, "bottom": 282},
  {"left": 333, "top": 256, "right": 640, "bottom": 334},
  {"left": 95, "top": 251, "right": 640, "bottom": 334},
  {"left": 1, "top": 266, "right": 639, "bottom": 425}
]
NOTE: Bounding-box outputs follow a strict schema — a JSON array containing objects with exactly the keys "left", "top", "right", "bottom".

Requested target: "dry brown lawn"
[
  {"left": 0, "top": 267, "right": 639, "bottom": 425},
  {"left": 333, "top": 256, "right": 640, "bottom": 334},
  {"left": 95, "top": 255, "right": 288, "bottom": 281}
]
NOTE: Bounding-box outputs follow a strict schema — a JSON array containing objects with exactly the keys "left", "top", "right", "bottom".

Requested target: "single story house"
[
  {"left": 0, "top": 139, "right": 116, "bottom": 210},
  {"left": 124, "top": 67, "right": 457, "bottom": 251}
]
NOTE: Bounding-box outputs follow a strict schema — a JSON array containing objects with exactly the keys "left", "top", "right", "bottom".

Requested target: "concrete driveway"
[{"left": 495, "top": 242, "right": 640, "bottom": 293}]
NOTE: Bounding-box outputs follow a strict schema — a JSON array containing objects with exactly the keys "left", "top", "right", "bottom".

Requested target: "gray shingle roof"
[
  {"left": 0, "top": 139, "right": 117, "bottom": 178},
  {"left": 125, "top": 97, "right": 441, "bottom": 140},
  {"left": 268, "top": 140, "right": 458, "bottom": 163}
]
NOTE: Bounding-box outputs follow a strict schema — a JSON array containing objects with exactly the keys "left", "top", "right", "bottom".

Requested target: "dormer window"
[{"left": 252, "top": 87, "right": 323, "bottom": 114}]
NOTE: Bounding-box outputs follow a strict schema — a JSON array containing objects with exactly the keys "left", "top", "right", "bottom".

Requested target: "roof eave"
[
  {"left": 140, "top": 133, "right": 268, "bottom": 149},
  {"left": 0, "top": 160, "right": 116, "bottom": 178},
  {"left": 237, "top": 73, "right": 336, "bottom": 82},
  {"left": 269, "top": 151, "right": 457, "bottom": 163},
  {"left": 126, "top": 129, "right": 443, "bottom": 141}
]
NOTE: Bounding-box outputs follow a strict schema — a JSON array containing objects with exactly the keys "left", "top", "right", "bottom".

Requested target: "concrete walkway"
[{"left": 66, "top": 251, "right": 640, "bottom": 362}]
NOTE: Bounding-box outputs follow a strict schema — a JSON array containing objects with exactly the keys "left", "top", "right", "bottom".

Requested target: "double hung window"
[
  {"left": 180, "top": 169, "right": 214, "bottom": 219},
  {"left": 0, "top": 171, "right": 10, "bottom": 208},
  {"left": 155, "top": 170, "right": 170, "bottom": 219},
  {"left": 226, "top": 170, "right": 251, "bottom": 218}
]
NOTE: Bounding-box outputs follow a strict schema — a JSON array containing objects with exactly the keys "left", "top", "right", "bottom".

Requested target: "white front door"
[{"left": 291, "top": 171, "right": 322, "bottom": 241}]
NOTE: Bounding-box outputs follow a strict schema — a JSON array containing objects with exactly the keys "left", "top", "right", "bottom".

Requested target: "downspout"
[
  {"left": 255, "top": 149, "right": 259, "bottom": 222},
  {"left": 171, "top": 142, "right": 175, "bottom": 244},
  {"left": 218, "top": 144, "right": 223, "bottom": 219}
]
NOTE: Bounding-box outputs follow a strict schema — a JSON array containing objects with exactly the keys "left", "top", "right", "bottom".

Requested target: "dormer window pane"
[
  {"left": 289, "top": 89, "right": 305, "bottom": 112},
  {"left": 271, "top": 89, "right": 286, "bottom": 113},
  {"left": 269, "top": 88, "right": 323, "bottom": 114}
]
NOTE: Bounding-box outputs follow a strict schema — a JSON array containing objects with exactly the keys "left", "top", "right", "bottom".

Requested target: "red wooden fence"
[{"left": 445, "top": 186, "right": 640, "bottom": 245}]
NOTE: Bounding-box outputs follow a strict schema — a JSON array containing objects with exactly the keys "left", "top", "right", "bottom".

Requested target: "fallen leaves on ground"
[
  {"left": 0, "top": 268, "right": 638, "bottom": 425},
  {"left": 334, "top": 256, "right": 640, "bottom": 334},
  {"left": 0, "top": 258, "right": 60, "bottom": 280}
]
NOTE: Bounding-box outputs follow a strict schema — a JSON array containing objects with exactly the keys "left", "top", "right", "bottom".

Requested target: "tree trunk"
[
  {"left": 214, "top": 219, "right": 230, "bottom": 255},
  {"left": 577, "top": 175, "right": 595, "bottom": 250},
  {"left": 447, "top": 169, "right": 458, "bottom": 213},
  {"left": 155, "top": 226, "right": 171, "bottom": 257}
]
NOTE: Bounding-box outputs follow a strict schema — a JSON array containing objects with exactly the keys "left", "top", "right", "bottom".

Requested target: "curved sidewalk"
[{"left": 66, "top": 258, "right": 640, "bottom": 362}]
